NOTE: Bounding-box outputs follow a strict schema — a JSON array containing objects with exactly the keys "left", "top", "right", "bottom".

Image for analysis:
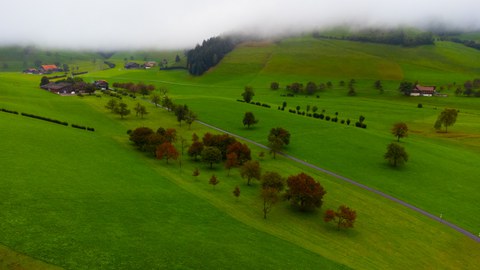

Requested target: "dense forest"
[
  {"left": 314, "top": 28, "right": 434, "bottom": 46},
  {"left": 186, "top": 36, "right": 235, "bottom": 76}
]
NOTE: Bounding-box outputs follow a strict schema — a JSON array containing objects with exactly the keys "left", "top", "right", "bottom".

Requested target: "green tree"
[
  {"left": 434, "top": 108, "right": 458, "bottom": 133},
  {"left": 384, "top": 143, "right": 408, "bottom": 167},
  {"left": 398, "top": 81, "right": 414, "bottom": 95},
  {"left": 40, "top": 76, "right": 49, "bottom": 86},
  {"left": 185, "top": 110, "right": 197, "bottom": 129},
  {"left": 268, "top": 127, "right": 291, "bottom": 159},
  {"left": 134, "top": 103, "right": 148, "bottom": 118},
  {"left": 174, "top": 104, "right": 189, "bottom": 126},
  {"left": 115, "top": 102, "right": 130, "bottom": 119},
  {"left": 324, "top": 205, "right": 357, "bottom": 230},
  {"left": 240, "top": 160, "right": 261, "bottom": 186},
  {"left": 285, "top": 172, "right": 326, "bottom": 211},
  {"left": 391, "top": 122, "right": 408, "bottom": 142},
  {"left": 202, "top": 146, "right": 222, "bottom": 169},
  {"left": 151, "top": 94, "right": 161, "bottom": 107},
  {"left": 374, "top": 80, "right": 384, "bottom": 94},
  {"left": 242, "top": 112, "right": 258, "bottom": 128},
  {"left": 270, "top": 82, "right": 279, "bottom": 90},
  {"left": 105, "top": 99, "right": 118, "bottom": 112},
  {"left": 262, "top": 187, "right": 279, "bottom": 219},
  {"left": 242, "top": 86, "right": 255, "bottom": 103},
  {"left": 261, "top": 171, "right": 285, "bottom": 191}
]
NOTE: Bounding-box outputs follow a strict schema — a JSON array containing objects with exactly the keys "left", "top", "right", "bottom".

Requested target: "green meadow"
[{"left": 1, "top": 36, "right": 480, "bottom": 269}]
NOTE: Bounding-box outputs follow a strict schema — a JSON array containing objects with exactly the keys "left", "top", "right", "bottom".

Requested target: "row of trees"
[
  {"left": 186, "top": 36, "right": 236, "bottom": 76},
  {"left": 105, "top": 99, "right": 148, "bottom": 119},
  {"left": 313, "top": 28, "right": 434, "bottom": 46},
  {"left": 112, "top": 82, "right": 156, "bottom": 97}
]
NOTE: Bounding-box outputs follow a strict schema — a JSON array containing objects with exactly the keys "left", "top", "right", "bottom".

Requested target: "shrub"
[
  {"left": 346, "top": 119, "right": 351, "bottom": 125},
  {"left": 340, "top": 120, "right": 345, "bottom": 124},
  {"left": 319, "top": 114, "right": 325, "bottom": 119},
  {"left": 418, "top": 103, "right": 423, "bottom": 108},
  {"left": 325, "top": 116, "right": 331, "bottom": 121}
]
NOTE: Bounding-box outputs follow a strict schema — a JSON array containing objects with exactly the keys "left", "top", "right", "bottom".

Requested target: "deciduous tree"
[
  {"left": 134, "top": 103, "right": 148, "bottom": 118},
  {"left": 324, "top": 205, "right": 357, "bottom": 230},
  {"left": 115, "top": 102, "right": 130, "bottom": 119},
  {"left": 262, "top": 187, "right": 279, "bottom": 219},
  {"left": 105, "top": 98, "right": 118, "bottom": 112},
  {"left": 233, "top": 185, "right": 241, "bottom": 200},
  {"left": 268, "top": 127, "right": 291, "bottom": 159},
  {"left": 270, "top": 82, "right": 279, "bottom": 90},
  {"left": 225, "top": 152, "right": 238, "bottom": 176},
  {"left": 129, "top": 127, "right": 154, "bottom": 150},
  {"left": 188, "top": 141, "right": 204, "bottom": 161},
  {"left": 226, "top": 142, "right": 251, "bottom": 165},
  {"left": 156, "top": 142, "right": 179, "bottom": 164},
  {"left": 202, "top": 146, "right": 222, "bottom": 169},
  {"left": 151, "top": 94, "right": 161, "bottom": 107},
  {"left": 391, "top": 122, "right": 408, "bottom": 142},
  {"left": 185, "top": 110, "right": 197, "bottom": 129},
  {"left": 261, "top": 171, "right": 285, "bottom": 191},
  {"left": 243, "top": 112, "right": 258, "bottom": 128},
  {"left": 209, "top": 174, "right": 219, "bottom": 189},
  {"left": 384, "top": 143, "right": 408, "bottom": 167},
  {"left": 434, "top": 108, "right": 458, "bottom": 133},
  {"left": 240, "top": 160, "right": 261, "bottom": 186},
  {"left": 285, "top": 172, "right": 326, "bottom": 211},
  {"left": 242, "top": 86, "right": 255, "bottom": 103}
]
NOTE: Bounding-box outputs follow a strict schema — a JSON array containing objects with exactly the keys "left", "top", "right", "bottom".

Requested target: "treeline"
[
  {"left": 186, "top": 36, "right": 235, "bottom": 76},
  {"left": 1, "top": 108, "right": 94, "bottom": 131},
  {"left": 439, "top": 36, "right": 480, "bottom": 51},
  {"left": 314, "top": 29, "right": 434, "bottom": 46},
  {"left": 457, "top": 78, "right": 480, "bottom": 97}
]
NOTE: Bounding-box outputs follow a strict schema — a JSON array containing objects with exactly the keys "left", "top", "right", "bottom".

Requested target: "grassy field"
[{"left": 1, "top": 36, "right": 480, "bottom": 269}]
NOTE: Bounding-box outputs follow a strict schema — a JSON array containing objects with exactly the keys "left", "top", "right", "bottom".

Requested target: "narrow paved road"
[{"left": 196, "top": 120, "right": 480, "bottom": 243}]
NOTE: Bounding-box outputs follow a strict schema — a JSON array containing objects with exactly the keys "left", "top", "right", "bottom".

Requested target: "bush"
[
  {"left": 0, "top": 108, "right": 19, "bottom": 115},
  {"left": 341, "top": 120, "right": 345, "bottom": 124},
  {"left": 71, "top": 124, "right": 87, "bottom": 130},
  {"left": 418, "top": 103, "right": 423, "bottom": 108},
  {"left": 261, "top": 103, "right": 271, "bottom": 108},
  {"left": 325, "top": 116, "right": 331, "bottom": 121},
  {"left": 346, "top": 119, "right": 351, "bottom": 125},
  {"left": 319, "top": 114, "right": 325, "bottom": 119}
]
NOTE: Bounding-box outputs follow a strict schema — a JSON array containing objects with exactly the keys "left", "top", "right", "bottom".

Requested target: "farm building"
[
  {"left": 40, "top": 64, "right": 60, "bottom": 73},
  {"left": 94, "top": 80, "right": 109, "bottom": 90},
  {"left": 411, "top": 85, "right": 436, "bottom": 96},
  {"left": 40, "top": 82, "right": 73, "bottom": 94},
  {"left": 144, "top": 61, "right": 157, "bottom": 69},
  {"left": 124, "top": 62, "right": 140, "bottom": 69}
]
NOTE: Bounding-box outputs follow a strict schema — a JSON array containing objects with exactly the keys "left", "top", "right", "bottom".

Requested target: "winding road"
[{"left": 196, "top": 120, "right": 480, "bottom": 243}]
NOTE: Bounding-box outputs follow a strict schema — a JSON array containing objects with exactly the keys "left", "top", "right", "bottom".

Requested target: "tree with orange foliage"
[
  {"left": 285, "top": 172, "right": 326, "bottom": 211},
  {"left": 225, "top": 152, "right": 238, "bottom": 176},
  {"left": 226, "top": 141, "right": 251, "bottom": 165},
  {"left": 209, "top": 174, "right": 219, "bottom": 189},
  {"left": 156, "top": 142, "right": 179, "bottom": 164},
  {"left": 324, "top": 205, "right": 357, "bottom": 230},
  {"left": 240, "top": 160, "right": 261, "bottom": 186}
]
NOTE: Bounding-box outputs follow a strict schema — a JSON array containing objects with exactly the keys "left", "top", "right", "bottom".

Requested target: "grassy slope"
[
  {"left": 127, "top": 37, "right": 480, "bottom": 234},
  {"left": 2, "top": 36, "right": 480, "bottom": 269},
  {"left": 1, "top": 72, "right": 479, "bottom": 269}
]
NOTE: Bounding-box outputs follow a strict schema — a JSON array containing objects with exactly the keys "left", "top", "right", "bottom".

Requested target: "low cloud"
[{"left": 1, "top": 0, "right": 479, "bottom": 50}]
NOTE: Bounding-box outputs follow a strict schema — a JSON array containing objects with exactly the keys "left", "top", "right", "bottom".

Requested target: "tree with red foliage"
[
  {"left": 285, "top": 172, "right": 326, "bottom": 211},
  {"left": 226, "top": 141, "right": 251, "bottom": 165},
  {"left": 156, "top": 142, "right": 179, "bottom": 164},
  {"left": 225, "top": 152, "right": 238, "bottom": 176},
  {"left": 209, "top": 174, "right": 219, "bottom": 189},
  {"left": 324, "top": 205, "right": 357, "bottom": 230},
  {"left": 233, "top": 185, "right": 240, "bottom": 201},
  {"left": 164, "top": 128, "right": 177, "bottom": 143},
  {"left": 192, "top": 168, "right": 200, "bottom": 179},
  {"left": 188, "top": 141, "right": 204, "bottom": 161}
]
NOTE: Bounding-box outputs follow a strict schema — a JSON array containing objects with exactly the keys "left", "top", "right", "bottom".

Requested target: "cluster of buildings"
[
  {"left": 23, "top": 64, "right": 61, "bottom": 74},
  {"left": 124, "top": 61, "right": 158, "bottom": 69},
  {"left": 410, "top": 85, "right": 437, "bottom": 96}
]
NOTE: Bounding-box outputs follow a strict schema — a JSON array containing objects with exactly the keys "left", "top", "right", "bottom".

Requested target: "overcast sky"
[{"left": 1, "top": 0, "right": 479, "bottom": 50}]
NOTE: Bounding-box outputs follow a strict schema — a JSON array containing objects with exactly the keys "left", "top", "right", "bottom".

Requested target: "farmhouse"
[
  {"left": 40, "top": 82, "right": 73, "bottom": 94},
  {"left": 124, "top": 62, "right": 140, "bottom": 69},
  {"left": 144, "top": 61, "right": 157, "bottom": 69},
  {"left": 94, "top": 80, "right": 109, "bottom": 90},
  {"left": 40, "top": 64, "right": 60, "bottom": 73},
  {"left": 411, "top": 84, "right": 436, "bottom": 96},
  {"left": 23, "top": 68, "right": 39, "bottom": 74}
]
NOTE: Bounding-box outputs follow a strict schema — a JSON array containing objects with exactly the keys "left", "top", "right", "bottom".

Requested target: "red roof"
[
  {"left": 41, "top": 64, "right": 58, "bottom": 71},
  {"left": 413, "top": 84, "right": 436, "bottom": 93}
]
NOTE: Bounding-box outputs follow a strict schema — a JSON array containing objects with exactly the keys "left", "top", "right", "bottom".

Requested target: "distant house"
[
  {"left": 23, "top": 68, "right": 39, "bottom": 74},
  {"left": 40, "top": 64, "right": 59, "bottom": 73},
  {"left": 411, "top": 85, "right": 436, "bottom": 96},
  {"left": 94, "top": 80, "right": 109, "bottom": 90},
  {"left": 124, "top": 62, "right": 140, "bottom": 69},
  {"left": 144, "top": 61, "right": 157, "bottom": 69},
  {"left": 40, "top": 82, "right": 73, "bottom": 94}
]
